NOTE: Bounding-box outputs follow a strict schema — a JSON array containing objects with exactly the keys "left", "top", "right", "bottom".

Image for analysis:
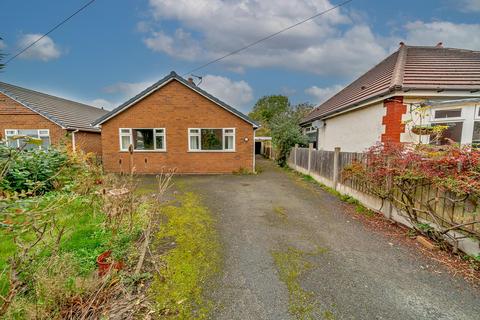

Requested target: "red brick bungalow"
[
  {"left": 301, "top": 43, "right": 480, "bottom": 151},
  {"left": 92, "top": 71, "right": 259, "bottom": 174},
  {"left": 0, "top": 82, "right": 108, "bottom": 154}
]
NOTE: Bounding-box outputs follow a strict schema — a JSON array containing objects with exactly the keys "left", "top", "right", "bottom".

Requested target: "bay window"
[
  {"left": 119, "top": 128, "right": 166, "bottom": 151},
  {"left": 5, "top": 129, "right": 50, "bottom": 150},
  {"left": 188, "top": 128, "right": 235, "bottom": 151}
]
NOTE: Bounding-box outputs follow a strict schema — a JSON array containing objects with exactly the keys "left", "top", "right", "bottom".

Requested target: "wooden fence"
[{"left": 288, "top": 144, "right": 480, "bottom": 255}]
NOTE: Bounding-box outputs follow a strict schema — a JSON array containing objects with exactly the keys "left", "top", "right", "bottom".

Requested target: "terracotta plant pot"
[{"left": 96, "top": 250, "right": 124, "bottom": 276}]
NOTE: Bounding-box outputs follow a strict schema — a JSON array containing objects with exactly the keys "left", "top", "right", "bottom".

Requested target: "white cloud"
[
  {"left": 200, "top": 75, "right": 254, "bottom": 111},
  {"left": 402, "top": 21, "right": 480, "bottom": 50},
  {"left": 104, "top": 80, "right": 155, "bottom": 98},
  {"left": 141, "top": 0, "right": 387, "bottom": 77},
  {"left": 305, "top": 84, "right": 343, "bottom": 104},
  {"left": 143, "top": 28, "right": 203, "bottom": 60},
  {"left": 89, "top": 98, "right": 117, "bottom": 110},
  {"left": 458, "top": 0, "right": 480, "bottom": 12},
  {"left": 17, "top": 34, "right": 61, "bottom": 61}
]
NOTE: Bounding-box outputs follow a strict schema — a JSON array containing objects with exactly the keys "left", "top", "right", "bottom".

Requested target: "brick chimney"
[{"left": 436, "top": 42, "right": 443, "bottom": 48}]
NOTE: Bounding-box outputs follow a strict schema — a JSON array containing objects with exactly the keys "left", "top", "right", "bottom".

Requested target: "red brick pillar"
[{"left": 381, "top": 97, "right": 406, "bottom": 144}]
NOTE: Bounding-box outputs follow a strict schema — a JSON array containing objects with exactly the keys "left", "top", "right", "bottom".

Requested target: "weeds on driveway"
[
  {"left": 150, "top": 191, "right": 221, "bottom": 318},
  {"left": 271, "top": 246, "right": 328, "bottom": 320}
]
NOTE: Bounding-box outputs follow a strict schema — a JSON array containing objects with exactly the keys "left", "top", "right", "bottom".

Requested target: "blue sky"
[{"left": 1, "top": 0, "right": 480, "bottom": 113}]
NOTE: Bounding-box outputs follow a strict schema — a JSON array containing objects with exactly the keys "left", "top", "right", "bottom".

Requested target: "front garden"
[{"left": 0, "top": 137, "right": 220, "bottom": 319}]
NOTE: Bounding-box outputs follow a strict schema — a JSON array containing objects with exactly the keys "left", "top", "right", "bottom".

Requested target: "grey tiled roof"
[
  {"left": 93, "top": 71, "right": 259, "bottom": 128},
  {"left": 302, "top": 44, "right": 480, "bottom": 124},
  {"left": 0, "top": 82, "right": 108, "bottom": 132}
]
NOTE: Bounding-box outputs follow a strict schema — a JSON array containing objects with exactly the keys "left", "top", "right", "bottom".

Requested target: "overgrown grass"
[
  {"left": 151, "top": 191, "right": 221, "bottom": 319},
  {"left": 271, "top": 246, "right": 327, "bottom": 320},
  {"left": 0, "top": 192, "right": 144, "bottom": 317}
]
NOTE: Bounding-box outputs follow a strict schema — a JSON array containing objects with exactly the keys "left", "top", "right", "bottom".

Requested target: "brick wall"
[
  {"left": 0, "top": 93, "right": 66, "bottom": 144},
  {"left": 381, "top": 96, "right": 407, "bottom": 143},
  {"left": 100, "top": 80, "right": 254, "bottom": 174},
  {"left": 74, "top": 131, "right": 102, "bottom": 155}
]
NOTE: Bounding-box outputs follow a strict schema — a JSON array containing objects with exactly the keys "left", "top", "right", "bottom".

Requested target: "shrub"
[{"left": 0, "top": 144, "right": 68, "bottom": 195}]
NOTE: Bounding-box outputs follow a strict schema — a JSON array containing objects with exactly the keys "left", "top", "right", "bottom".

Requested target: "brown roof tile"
[
  {"left": 302, "top": 45, "right": 480, "bottom": 124},
  {"left": 0, "top": 82, "right": 108, "bottom": 132}
]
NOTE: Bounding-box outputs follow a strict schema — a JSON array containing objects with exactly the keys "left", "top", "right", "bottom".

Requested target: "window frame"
[
  {"left": 188, "top": 128, "right": 236, "bottom": 152},
  {"left": 430, "top": 107, "right": 464, "bottom": 122},
  {"left": 118, "top": 127, "right": 166, "bottom": 152},
  {"left": 4, "top": 129, "right": 50, "bottom": 149}
]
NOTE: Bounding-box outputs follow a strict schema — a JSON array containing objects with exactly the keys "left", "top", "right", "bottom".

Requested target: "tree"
[
  {"left": 270, "top": 109, "right": 307, "bottom": 166},
  {"left": 249, "top": 95, "right": 290, "bottom": 136},
  {"left": 293, "top": 102, "right": 314, "bottom": 120}
]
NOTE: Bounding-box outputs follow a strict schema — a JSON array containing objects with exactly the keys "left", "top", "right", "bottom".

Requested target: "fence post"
[
  {"left": 269, "top": 141, "right": 273, "bottom": 159},
  {"left": 333, "top": 147, "right": 341, "bottom": 190},
  {"left": 294, "top": 144, "right": 298, "bottom": 169},
  {"left": 307, "top": 143, "right": 313, "bottom": 174}
]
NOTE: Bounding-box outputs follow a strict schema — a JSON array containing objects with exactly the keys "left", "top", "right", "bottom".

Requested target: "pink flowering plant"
[{"left": 343, "top": 143, "right": 480, "bottom": 247}]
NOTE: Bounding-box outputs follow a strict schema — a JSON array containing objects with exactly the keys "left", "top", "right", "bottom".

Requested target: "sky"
[{"left": 1, "top": 0, "right": 480, "bottom": 113}]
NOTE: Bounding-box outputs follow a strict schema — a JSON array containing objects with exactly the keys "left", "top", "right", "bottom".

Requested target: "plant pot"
[
  {"left": 411, "top": 126, "right": 435, "bottom": 135},
  {"left": 96, "top": 250, "right": 124, "bottom": 276}
]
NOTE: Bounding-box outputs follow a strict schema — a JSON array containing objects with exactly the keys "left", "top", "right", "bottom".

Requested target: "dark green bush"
[{"left": 0, "top": 144, "right": 68, "bottom": 194}]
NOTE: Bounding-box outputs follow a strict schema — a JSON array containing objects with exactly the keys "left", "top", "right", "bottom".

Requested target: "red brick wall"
[
  {"left": 100, "top": 80, "right": 254, "bottom": 174},
  {"left": 0, "top": 93, "right": 66, "bottom": 144},
  {"left": 75, "top": 131, "right": 102, "bottom": 155},
  {"left": 381, "top": 96, "right": 407, "bottom": 143}
]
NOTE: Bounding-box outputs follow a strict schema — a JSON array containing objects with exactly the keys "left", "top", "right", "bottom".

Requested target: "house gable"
[
  {"left": 100, "top": 79, "right": 255, "bottom": 174},
  {"left": 93, "top": 71, "right": 258, "bottom": 128}
]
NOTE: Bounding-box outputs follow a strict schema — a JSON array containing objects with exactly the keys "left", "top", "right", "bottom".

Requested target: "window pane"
[
  {"left": 224, "top": 129, "right": 234, "bottom": 134},
  {"left": 190, "top": 135, "right": 199, "bottom": 150},
  {"left": 473, "top": 121, "right": 480, "bottom": 146},
  {"left": 201, "top": 129, "right": 222, "bottom": 150},
  {"left": 190, "top": 129, "right": 199, "bottom": 134},
  {"left": 133, "top": 129, "right": 154, "bottom": 150},
  {"left": 120, "top": 128, "right": 130, "bottom": 134},
  {"left": 224, "top": 135, "right": 234, "bottom": 150},
  {"left": 40, "top": 136, "right": 50, "bottom": 149},
  {"left": 6, "top": 138, "right": 17, "bottom": 148},
  {"left": 121, "top": 135, "right": 131, "bottom": 150},
  {"left": 434, "top": 109, "right": 461, "bottom": 119},
  {"left": 155, "top": 135, "right": 164, "bottom": 150},
  {"left": 430, "top": 122, "right": 463, "bottom": 145}
]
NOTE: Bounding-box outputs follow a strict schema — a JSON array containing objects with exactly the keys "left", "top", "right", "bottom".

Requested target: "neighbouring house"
[
  {"left": 301, "top": 43, "right": 480, "bottom": 152},
  {"left": 0, "top": 81, "right": 108, "bottom": 154},
  {"left": 92, "top": 71, "right": 259, "bottom": 174}
]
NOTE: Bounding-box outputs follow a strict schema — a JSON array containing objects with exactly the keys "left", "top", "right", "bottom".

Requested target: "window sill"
[
  {"left": 119, "top": 150, "right": 167, "bottom": 153},
  {"left": 188, "top": 150, "right": 236, "bottom": 153}
]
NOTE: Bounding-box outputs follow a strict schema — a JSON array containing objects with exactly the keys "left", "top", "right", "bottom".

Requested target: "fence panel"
[{"left": 286, "top": 146, "right": 480, "bottom": 240}]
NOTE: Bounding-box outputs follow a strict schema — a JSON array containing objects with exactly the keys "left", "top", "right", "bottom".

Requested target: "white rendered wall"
[{"left": 317, "top": 101, "right": 386, "bottom": 152}]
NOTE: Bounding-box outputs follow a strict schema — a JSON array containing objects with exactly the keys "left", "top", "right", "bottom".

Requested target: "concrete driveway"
[{"left": 169, "top": 157, "right": 479, "bottom": 320}]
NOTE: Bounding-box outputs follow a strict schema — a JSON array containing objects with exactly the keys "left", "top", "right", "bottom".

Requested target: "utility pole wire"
[
  {"left": 182, "top": 0, "right": 353, "bottom": 76},
  {"left": 5, "top": 0, "right": 97, "bottom": 65}
]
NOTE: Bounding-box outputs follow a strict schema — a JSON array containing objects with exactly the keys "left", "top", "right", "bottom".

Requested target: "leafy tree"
[
  {"left": 293, "top": 102, "right": 314, "bottom": 120},
  {"left": 249, "top": 95, "right": 290, "bottom": 136},
  {"left": 270, "top": 109, "right": 307, "bottom": 166}
]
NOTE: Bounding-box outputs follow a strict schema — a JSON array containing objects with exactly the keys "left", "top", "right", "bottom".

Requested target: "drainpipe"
[{"left": 71, "top": 129, "right": 79, "bottom": 153}]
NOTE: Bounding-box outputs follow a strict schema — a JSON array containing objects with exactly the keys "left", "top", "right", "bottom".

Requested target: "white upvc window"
[
  {"left": 5, "top": 129, "right": 50, "bottom": 150},
  {"left": 188, "top": 128, "right": 236, "bottom": 152},
  {"left": 473, "top": 105, "right": 480, "bottom": 147},
  {"left": 119, "top": 128, "right": 166, "bottom": 152}
]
